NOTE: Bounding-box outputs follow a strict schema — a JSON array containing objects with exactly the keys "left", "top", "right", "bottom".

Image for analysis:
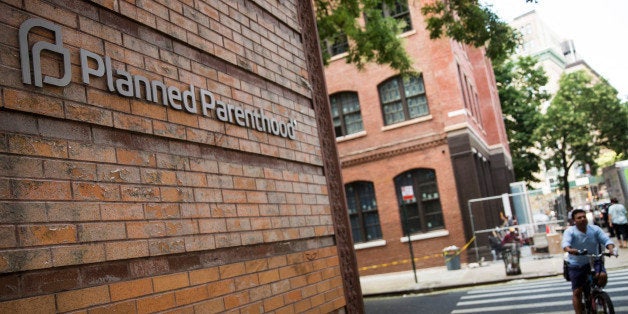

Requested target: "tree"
[
  {"left": 315, "top": 0, "right": 519, "bottom": 73},
  {"left": 587, "top": 81, "right": 628, "bottom": 159},
  {"left": 494, "top": 56, "right": 550, "bottom": 183},
  {"left": 421, "top": 0, "right": 520, "bottom": 66},
  {"left": 535, "top": 70, "right": 628, "bottom": 209},
  {"left": 315, "top": 0, "right": 413, "bottom": 73}
]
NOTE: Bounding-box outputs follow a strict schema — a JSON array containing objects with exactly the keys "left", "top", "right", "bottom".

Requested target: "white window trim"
[
  {"left": 329, "top": 31, "right": 414, "bottom": 64},
  {"left": 381, "top": 114, "right": 432, "bottom": 132},
  {"left": 336, "top": 130, "right": 367, "bottom": 142},
  {"left": 400, "top": 229, "right": 449, "bottom": 243},
  {"left": 354, "top": 239, "right": 387, "bottom": 250},
  {"left": 399, "top": 29, "right": 416, "bottom": 38},
  {"left": 329, "top": 51, "right": 349, "bottom": 62}
]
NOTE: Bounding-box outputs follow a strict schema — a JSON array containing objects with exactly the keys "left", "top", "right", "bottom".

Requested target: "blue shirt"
[
  {"left": 562, "top": 224, "right": 614, "bottom": 266},
  {"left": 608, "top": 203, "right": 628, "bottom": 224}
]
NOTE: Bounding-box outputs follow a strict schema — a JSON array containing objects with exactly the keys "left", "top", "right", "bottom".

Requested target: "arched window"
[
  {"left": 345, "top": 181, "right": 382, "bottom": 243},
  {"left": 330, "top": 92, "right": 364, "bottom": 137},
  {"left": 378, "top": 75, "right": 429, "bottom": 126},
  {"left": 394, "top": 169, "right": 444, "bottom": 234}
]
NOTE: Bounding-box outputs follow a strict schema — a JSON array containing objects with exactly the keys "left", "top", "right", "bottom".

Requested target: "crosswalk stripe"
[
  {"left": 467, "top": 271, "right": 628, "bottom": 295},
  {"left": 459, "top": 289, "right": 628, "bottom": 306},
  {"left": 541, "top": 308, "right": 628, "bottom": 314},
  {"left": 463, "top": 282, "right": 627, "bottom": 300},
  {"left": 452, "top": 300, "right": 572, "bottom": 313},
  {"left": 466, "top": 282, "right": 566, "bottom": 296},
  {"left": 458, "top": 291, "right": 571, "bottom": 306},
  {"left": 462, "top": 288, "right": 564, "bottom": 300},
  {"left": 453, "top": 297, "right": 628, "bottom": 314},
  {"left": 453, "top": 269, "right": 628, "bottom": 313}
]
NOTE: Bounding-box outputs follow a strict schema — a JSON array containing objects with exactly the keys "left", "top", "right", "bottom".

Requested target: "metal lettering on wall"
[{"left": 19, "top": 18, "right": 297, "bottom": 140}]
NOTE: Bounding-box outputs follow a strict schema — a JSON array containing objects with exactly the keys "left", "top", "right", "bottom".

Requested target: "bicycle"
[{"left": 573, "top": 249, "right": 615, "bottom": 314}]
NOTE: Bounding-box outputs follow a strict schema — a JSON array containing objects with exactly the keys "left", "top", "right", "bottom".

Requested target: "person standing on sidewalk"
[
  {"left": 608, "top": 198, "right": 628, "bottom": 248},
  {"left": 562, "top": 209, "right": 617, "bottom": 314}
]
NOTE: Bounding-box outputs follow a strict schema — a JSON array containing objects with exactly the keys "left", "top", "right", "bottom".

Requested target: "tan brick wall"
[
  {"left": 0, "top": 116, "right": 335, "bottom": 271},
  {"left": 0, "top": 247, "right": 345, "bottom": 313},
  {"left": 0, "top": 0, "right": 349, "bottom": 312},
  {"left": 1, "top": 0, "right": 319, "bottom": 164}
]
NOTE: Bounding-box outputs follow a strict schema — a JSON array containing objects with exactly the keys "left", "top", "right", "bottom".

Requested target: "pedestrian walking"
[{"left": 608, "top": 198, "right": 628, "bottom": 248}]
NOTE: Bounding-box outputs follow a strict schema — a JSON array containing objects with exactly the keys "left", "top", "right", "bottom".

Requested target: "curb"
[
  {"left": 362, "top": 272, "right": 562, "bottom": 298},
  {"left": 362, "top": 264, "right": 628, "bottom": 298}
]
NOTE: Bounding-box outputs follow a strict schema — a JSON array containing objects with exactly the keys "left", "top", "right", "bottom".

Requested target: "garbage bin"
[{"left": 443, "top": 245, "right": 460, "bottom": 270}]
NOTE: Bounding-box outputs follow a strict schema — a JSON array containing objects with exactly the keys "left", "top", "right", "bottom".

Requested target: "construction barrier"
[{"left": 358, "top": 236, "right": 476, "bottom": 272}]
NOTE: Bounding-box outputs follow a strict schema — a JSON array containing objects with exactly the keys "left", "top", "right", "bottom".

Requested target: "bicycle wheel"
[{"left": 591, "top": 291, "right": 614, "bottom": 314}]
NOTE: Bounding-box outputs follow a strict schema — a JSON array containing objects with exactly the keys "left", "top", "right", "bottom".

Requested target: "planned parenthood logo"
[
  {"left": 19, "top": 18, "right": 71, "bottom": 87},
  {"left": 19, "top": 18, "right": 297, "bottom": 140}
]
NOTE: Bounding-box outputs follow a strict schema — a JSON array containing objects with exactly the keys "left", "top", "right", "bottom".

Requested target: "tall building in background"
[
  {"left": 323, "top": 0, "right": 514, "bottom": 275},
  {"left": 510, "top": 11, "right": 603, "bottom": 205},
  {"left": 511, "top": 10, "right": 601, "bottom": 98}
]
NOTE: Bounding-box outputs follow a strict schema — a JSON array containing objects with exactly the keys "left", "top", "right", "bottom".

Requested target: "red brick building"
[
  {"left": 323, "top": 0, "right": 514, "bottom": 275},
  {"left": 0, "top": 0, "right": 363, "bottom": 312}
]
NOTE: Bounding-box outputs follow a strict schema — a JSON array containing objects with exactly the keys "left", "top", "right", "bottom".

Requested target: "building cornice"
[{"left": 340, "top": 134, "right": 447, "bottom": 168}]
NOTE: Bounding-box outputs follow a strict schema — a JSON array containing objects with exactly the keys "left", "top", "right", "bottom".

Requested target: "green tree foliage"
[
  {"left": 315, "top": 0, "right": 413, "bottom": 73},
  {"left": 536, "top": 70, "right": 628, "bottom": 208},
  {"left": 587, "top": 81, "right": 628, "bottom": 159},
  {"left": 495, "top": 56, "right": 550, "bottom": 183},
  {"left": 315, "top": 0, "right": 518, "bottom": 73},
  {"left": 421, "top": 0, "right": 520, "bottom": 65}
]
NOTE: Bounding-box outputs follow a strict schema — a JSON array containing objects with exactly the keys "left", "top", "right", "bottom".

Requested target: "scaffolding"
[{"left": 467, "top": 189, "right": 566, "bottom": 263}]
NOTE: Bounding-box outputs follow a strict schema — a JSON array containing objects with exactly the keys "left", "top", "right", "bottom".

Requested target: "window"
[
  {"left": 456, "top": 64, "right": 470, "bottom": 110},
  {"left": 322, "top": 32, "right": 349, "bottom": 57},
  {"left": 472, "top": 89, "right": 483, "bottom": 125},
  {"left": 378, "top": 75, "right": 429, "bottom": 125},
  {"left": 345, "top": 181, "right": 382, "bottom": 243},
  {"left": 330, "top": 92, "right": 364, "bottom": 137},
  {"left": 382, "top": 0, "right": 413, "bottom": 33},
  {"left": 394, "top": 169, "right": 444, "bottom": 234}
]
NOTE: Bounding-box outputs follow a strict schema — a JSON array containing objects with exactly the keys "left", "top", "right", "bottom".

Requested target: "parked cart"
[{"left": 502, "top": 242, "right": 522, "bottom": 275}]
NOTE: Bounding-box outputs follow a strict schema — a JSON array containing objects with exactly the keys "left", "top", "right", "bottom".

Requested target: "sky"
[{"left": 482, "top": 0, "right": 628, "bottom": 100}]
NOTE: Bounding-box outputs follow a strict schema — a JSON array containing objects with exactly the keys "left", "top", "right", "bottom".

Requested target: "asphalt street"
[{"left": 365, "top": 268, "right": 628, "bottom": 314}]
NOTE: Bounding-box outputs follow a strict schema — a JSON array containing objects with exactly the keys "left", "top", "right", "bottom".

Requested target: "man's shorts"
[
  {"left": 567, "top": 261, "right": 606, "bottom": 290},
  {"left": 614, "top": 223, "right": 628, "bottom": 240}
]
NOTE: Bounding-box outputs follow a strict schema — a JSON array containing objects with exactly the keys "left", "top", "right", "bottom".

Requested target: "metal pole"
[
  {"left": 402, "top": 202, "right": 418, "bottom": 283},
  {"left": 468, "top": 200, "right": 479, "bottom": 263}
]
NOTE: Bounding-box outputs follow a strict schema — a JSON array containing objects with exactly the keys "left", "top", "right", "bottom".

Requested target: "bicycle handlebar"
[{"left": 574, "top": 249, "right": 615, "bottom": 257}]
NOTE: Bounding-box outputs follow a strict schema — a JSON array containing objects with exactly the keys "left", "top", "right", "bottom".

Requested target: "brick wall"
[
  {"left": 341, "top": 140, "right": 467, "bottom": 275},
  {"left": 0, "top": 0, "right": 354, "bottom": 312},
  {"left": 0, "top": 244, "right": 344, "bottom": 313},
  {"left": 323, "top": 0, "right": 512, "bottom": 275}
]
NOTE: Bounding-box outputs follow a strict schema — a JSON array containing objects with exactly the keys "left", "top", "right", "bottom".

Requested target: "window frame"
[
  {"left": 330, "top": 91, "right": 364, "bottom": 137},
  {"left": 345, "top": 181, "right": 383, "bottom": 243},
  {"left": 394, "top": 169, "right": 444, "bottom": 235},
  {"left": 381, "top": 0, "right": 413, "bottom": 33},
  {"left": 378, "top": 75, "right": 429, "bottom": 126},
  {"left": 322, "top": 32, "right": 349, "bottom": 58}
]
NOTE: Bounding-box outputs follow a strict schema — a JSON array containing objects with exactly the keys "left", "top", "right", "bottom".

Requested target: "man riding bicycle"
[{"left": 562, "top": 209, "right": 618, "bottom": 314}]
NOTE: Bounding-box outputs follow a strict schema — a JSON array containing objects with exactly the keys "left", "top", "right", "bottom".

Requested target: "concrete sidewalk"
[{"left": 360, "top": 246, "right": 628, "bottom": 297}]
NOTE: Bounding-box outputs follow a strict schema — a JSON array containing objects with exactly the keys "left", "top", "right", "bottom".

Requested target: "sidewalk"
[{"left": 360, "top": 246, "right": 628, "bottom": 297}]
